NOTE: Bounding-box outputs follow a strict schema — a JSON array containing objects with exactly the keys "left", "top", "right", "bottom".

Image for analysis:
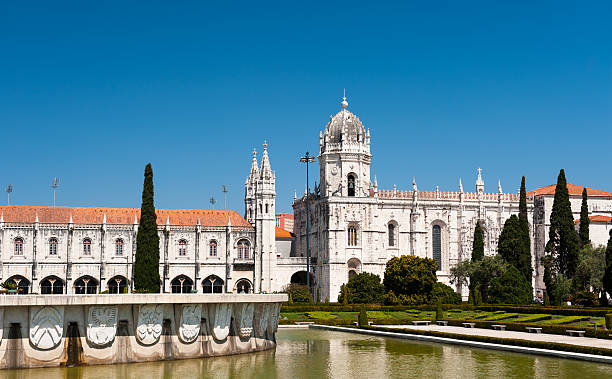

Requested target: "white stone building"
[{"left": 290, "top": 96, "right": 612, "bottom": 301}]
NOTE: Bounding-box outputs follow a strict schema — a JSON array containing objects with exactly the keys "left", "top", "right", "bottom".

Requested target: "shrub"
[
  {"left": 367, "top": 311, "right": 391, "bottom": 319},
  {"left": 430, "top": 282, "right": 462, "bottom": 305},
  {"left": 514, "top": 314, "right": 552, "bottom": 323},
  {"left": 339, "top": 272, "right": 385, "bottom": 304},
  {"left": 435, "top": 301, "right": 445, "bottom": 321},
  {"left": 482, "top": 313, "right": 519, "bottom": 321},
  {"left": 606, "top": 314, "right": 612, "bottom": 330},
  {"left": 358, "top": 305, "right": 368, "bottom": 327},
  {"left": 384, "top": 255, "right": 438, "bottom": 299},
  {"left": 570, "top": 291, "right": 599, "bottom": 307},
  {"left": 540, "top": 316, "right": 591, "bottom": 325},
  {"left": 488, "top": 266, "right": 532, "bottom": 305},
  {"left": 306, "top": 311, "right": 336, "bottom": 320},
  {"left": 1, "top": 281, "right": 17, "bottom": 290},
  {"left": 282, "top": 284, "right": 311, "bottom": 303}
]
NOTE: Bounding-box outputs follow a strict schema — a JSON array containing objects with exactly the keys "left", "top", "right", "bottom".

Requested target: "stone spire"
[
  {"left": 412, "top": 177, "right": 418, "bottom": 192},
  {"left": 248, "top": 149, "right": 259, "bottom": 181},
  {"left": 459, "top": 178, "right": 464, "bottom": 193},
  {"left": 498, "top": 180, "right": 503, "bottom": 194},
  {"left": 260, "top": 140, "right": 273, "bottom": 179},
  {"left": 476, "top": 168, "right": 484, "bottom": 193},
  {"left": 293, "top": 190, "right": 297, "bottom": 201}
]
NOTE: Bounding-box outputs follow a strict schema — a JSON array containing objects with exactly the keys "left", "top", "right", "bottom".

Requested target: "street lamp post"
[{"left": 300, "top": 152, "right": 316, "bottom": 288}]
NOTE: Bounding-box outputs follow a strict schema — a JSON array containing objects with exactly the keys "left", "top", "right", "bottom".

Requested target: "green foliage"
[
  {"left": 570, "top": 291, "right": 599, "bottom": 307},
  {"left": 325, "top": 297, "right": 329, "bottom": 303},
  {"left": 474, "top": 287, "right": 482, "bottom": 306},
  {"left": 544, "top": 292, "right": 549, "bottom": 306},
  {"left": 383, "top": 255, "right": 438, "bottom": 298},
  {"left": 551, "top": 274, "right": 572, "bottom": 306},
  {"left": 435, "top": 301, "right": 445, "bottom": 321},
  {"left": 545, "top": 169, "right": 580, "bottom": 278},
  {"left": 514, "top": 314, "right": 552, "bottom": 323},
  {"left": 306, "top": 311, "right": 336, "bottom": 320},
  {"left": 482, "top": 313, "right": 519, "bottom": 321},
  {"left": 430, "top": 282, "right": 462, "bottom": 305},
  {"left": 498, "top": 215, "right": 532, "bottom": 281},
  {"left": 579, "top": 188, "right": 590, "bottom": 247},
  {"left": 518, "top": 176, "right": 533, "bottom": 281},
  {"left": 282, "top": 283, "right": 311, "bottom": 303},
  {"left": 366, "top": 311, "right": 391, "bottom": 319},
  {"left": 451, "top": 255, "right": 508, "bottom": 303},
  {"left": 288, "top": 292, "right": 293, "bottom": 305},
  {"left": 572, "top": 245, "right": 605, "bottom": 294},
  {"left": 340, "top": 272, "right": 385, "bottom": 304},
  {"left": 134, "top": 163, "right": 161, "bottom": 293},
  {"left": 471, "top": 221, "right": 484, "bottom": 262},
  {"left": 358, "top": 305, "right": 368, "bottom": 327},
  {"left": 488, "top": 266, "right": 533, "bottom": 305},
  {"left": 603, "top": 231, "right": 612, "bottom": 303},
  {"left": 540, "top": 315, "right": 590, "bottom": 325},
  {"left": 606, "top": 314, "right": 612, "bottom": 330},
  {"left": 316, "top": 288, "right": 321, "bottom": 303},
  {"left": 342, "top": 285, "right": 348, "bottom": 305},
  {"left": 1, "top": 281, "right": 17, "bottom": 290}
]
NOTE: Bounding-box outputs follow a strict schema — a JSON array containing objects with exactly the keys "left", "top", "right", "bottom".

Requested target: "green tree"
[
  {"left": 488, "top": 265, "right": 533, "bottom": 305},
  {"left": 579, "top": 188, "right": 590, "bottom": 247},
  {"left": 134, "top": 163, "right": 161, "bottom": 293},
  {"left": 338, "top": 272, "right": 385, "bottom": 304},
  {"left": 430, "top": 282, "right": 462, "bottom": 304},
  {"left": 471, "top": 221, "right": 484, "bottom": 262},
  {"left": 281, "top": 283, "right": 311, "bottom": 303},
  {"left": 572, "top": 245, "right": 605, "bottom": 294},
  {"left": 541, "top": 254, "right": 558, "bottom": 304},
  {"left": 498, "top": 215, "right": 532, "bottom": 282},
  {"left": 551, "top": 274, "right": 572, "bottom": 306},
  {"left": 545, "top": 169, "right": 580, "bottom": 278},
  {"left": 358, "top": 305, "right": 368, "bottom": 327},
  {"left": 602, "top": 231, "right": 612, "bottom": 305},
  {"left": 518, "top": 176, "right": 533, "bottom": 280},
  {"left": 383, "top": 255, "right": 438, "bottom": 301},
  {"left": 450, "top": 255, "right": 508, "bottom": 303}
]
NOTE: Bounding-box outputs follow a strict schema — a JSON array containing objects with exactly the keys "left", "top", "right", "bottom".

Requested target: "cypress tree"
[
  {"left": 603, "top": 230, "right": 612, "bottom": 305},
  {"left": 134, "top": 163, "right": 161, "bottom": 293},
  {"left": 579, "top": 188, "right": 590, "bottom": 247},
  {"left": 471, "top": 221, "right": 484, "bottom": 262},
  {"left": 545, "top": 169, "right": 580, "bottom": 278},
  {"left": 518, "top": 177, "right": 533, "bottom": 280}
]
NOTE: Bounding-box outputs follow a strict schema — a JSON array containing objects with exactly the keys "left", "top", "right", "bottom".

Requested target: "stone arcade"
[{"left": 0, "top": 293, "right": 284, "bottom": 369}]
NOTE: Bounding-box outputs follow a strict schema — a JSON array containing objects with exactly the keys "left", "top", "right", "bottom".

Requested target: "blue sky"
[{"left": 1, "top": 1, "right": 610, "bottom": 213}]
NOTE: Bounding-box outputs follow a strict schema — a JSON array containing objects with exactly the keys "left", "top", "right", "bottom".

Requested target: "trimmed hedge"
[
  {"left": 475, "top": 304, "right": 612, "bottom": 317},
  {"left": 441, "top": 318, "right": 612, "bottom": 339},
  {"left": 364, "top": 326, "right": 612, "bottom": 357}
]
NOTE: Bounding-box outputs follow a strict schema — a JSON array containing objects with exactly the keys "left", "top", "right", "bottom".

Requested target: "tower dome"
[{"left": 323, "top": 97, "right": 366, "bottom": 144}]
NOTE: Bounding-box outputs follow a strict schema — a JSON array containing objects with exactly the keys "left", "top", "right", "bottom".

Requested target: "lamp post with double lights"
[{"left": 299, "top": 152, "right": 316, "bottom": 288}]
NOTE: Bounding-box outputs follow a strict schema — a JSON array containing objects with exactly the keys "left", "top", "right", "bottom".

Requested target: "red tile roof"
[
  {"left": 575, "top": 215, "right": 612, "bottom": 223},
  {"left": 275, "top": 226, "right": 294, "bottom": 238},
  {"left": 528, "top": 183, "right": 612, "bottom": 197},
  {"left": 0, "top": 205, "right": 252, "bottom": 228}
]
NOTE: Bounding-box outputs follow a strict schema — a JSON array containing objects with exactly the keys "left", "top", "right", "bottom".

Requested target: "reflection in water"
[{"left": 0, "top": 329, "right": 610, "bottom": 379}]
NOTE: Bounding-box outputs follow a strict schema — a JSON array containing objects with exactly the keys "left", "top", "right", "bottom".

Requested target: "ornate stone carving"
[
  {"left": 254, "top": 303, "right": 269, "bottom": 337},
  {"left": 233, "top": 303, "right": 254, "bottom": 339},
  {"left": 179, "top": 304, "right": 201, "bottom": 343},
  {"left": 136, "top": 304, "right": 163, "bottom": 345},
  {"left": 267, "top": 303, "right": 280, "bottom": 335},
  {"left": 29, "top": 306, "right": 64, "bottom": 350},
  {"left": 87, "top": 306, "right": 118, "bottom": 347},
  {"left": 207, "top": 303, "right": 232, "bottom": 341}
]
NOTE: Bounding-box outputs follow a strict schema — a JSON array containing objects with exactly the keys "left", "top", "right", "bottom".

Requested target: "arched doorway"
[
  {"left": 108, "top": 276, "right": 128, "bottom": 294},
  {"left": 6, "top": 275, "right": 29, "bottom": 294},
  {"left": 290, "top": 271, "right": 314, "bottom": 285},
  {"left": 202, "top": 275, "right": 224, "bottom": 294},
  {"left": 347, "top": 258, "right": 361, "bottom": 280},
  {"left": 171, "top": 275, "right": 194, "bottom": 293},
  {"left": 235, "top": 279, "right": 252, "bottom": 294},
  {"left": 40, "top": 276, "right": 64, "bottom": 295},
  {"left": 74, "top": 276, "right": 98, "bottom": 294}
]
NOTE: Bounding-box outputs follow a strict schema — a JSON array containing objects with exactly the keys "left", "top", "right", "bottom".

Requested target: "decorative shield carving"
[
  {"left": 30, "top": 306, "right": 64, "bottom": 350},
  {"left": 234, "top": 303, "right": 254, "bottom": 339},
  {"left": 136, "top": 304, "right": 163, "bottom": 345},
  {"left": 207, "top": 303, "right": 232, "bottom": 341},
  {"left": 87, "top": 306, "right": 118, "bottom": 347},
  {"left": 179, "top": 304, "right": 201, "bottom": 343}
]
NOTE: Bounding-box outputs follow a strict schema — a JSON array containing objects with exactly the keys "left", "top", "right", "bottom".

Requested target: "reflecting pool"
[{"left": 1, "top": 329, "right": 610, "bottom": 378}]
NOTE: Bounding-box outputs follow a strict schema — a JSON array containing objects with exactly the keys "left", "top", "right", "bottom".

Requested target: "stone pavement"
[{"left": 379, "top": 324, "right": 612, "bottom": 349}]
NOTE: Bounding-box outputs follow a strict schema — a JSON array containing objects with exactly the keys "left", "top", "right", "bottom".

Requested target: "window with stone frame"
[
  {"left": 49, "top": 237, "right": 58, "bottom": 255},
  {"left": 237, "top": 240, "right": 250, "bottom": 259},
  {"left": 178, "top": 239, "right": 187, "bottom": 256},
  {"left": 347, "top": 225, "right": 358, "bottom": 246},
  {"left": 432, "top": 225, "right": 442, "bottom": 269},
  {"left": 82, "top": 238, "right": 92, "bottom": 255},
  {"left": 14, "top": 238, "right": 24, "bottom": 256},
  {"left": 115, "top": 238, "right": 124, "bottom": 256},
  {"left": 347, "top": 174, "right": 356, "bottom": 197},
  {"left": 388, "top": 223, "right": 397, "bottom": 247},
  {"left": 209, "top": 240, "right": 218, "bottom": 257}
]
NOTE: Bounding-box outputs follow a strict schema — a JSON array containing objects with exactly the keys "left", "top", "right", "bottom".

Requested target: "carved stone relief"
[
  {"left": 207, "top": 303, "right": 232, "bottom": 341},
  {"left": 30, "top": 306, "right": 64, "bottom": 350},
  {"left": 179, "top": 304, "right": 201, "bottom": 343},
  {"left": 136, "top": 304, "right": 163, "bottom": 345},
  {"left": 267, "top": 303, "right": 280, "bottom": 335},
  {"left": 233, "top": 303, "right": 254, "bottom": 339},
  {"left": 87, "top": 306, "right": 118, "bottom": 347},
  {"left": 254, "top": 304, "right": 269, "bottom": 337}
]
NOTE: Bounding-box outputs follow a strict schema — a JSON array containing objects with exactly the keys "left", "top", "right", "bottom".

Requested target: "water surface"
[{"left": 1, "top": 329, "right": 610, "bottom": 378}]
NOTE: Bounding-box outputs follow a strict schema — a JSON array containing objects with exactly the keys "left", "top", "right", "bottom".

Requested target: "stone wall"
[{"left": 0, "top": 293, "right": 286, "bottom": 369}]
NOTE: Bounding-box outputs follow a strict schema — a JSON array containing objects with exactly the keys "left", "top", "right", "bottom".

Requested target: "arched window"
[
  {"left": 209, "top": 240, "right": 218, "bottom": 257},
  {"left": 171, "top": 275, "right": 194, "bottom": 293},
  {"left": 108, "top": 276, "right": 127, "bottom": 294},
  {"left": 236, "top": 279, "right": 252, "bottom": 294},
  {"left": 388, "top": 223, "right": 396, "bottom": 247},
  {"left": 265, "top": 203, "right": 269, "bottom": 213},
  {"left": 6, "top": 275, "right": 29, "bottom": 294},
  {"left": 259, "top": 204, "right": 262, "bottom": 213},
  {"left": 115, "top": 239, "right": 124, "bottom": 256},
  {"left": 237, "top": 240, "right": 250, "bottom": 259},
  {"left": 74, "top": 276, "right": 98, "bottom": 294},
  {"left": 347, "top": 174, "right": 356, "bottom": 197},
  {"left": 432, "top": 225, "right": 442, "bottom": 270},
  {"left": 82, "top": 238, "right": 92, "bottom": 256},
  {"left": 347, "top": 225, "right": 358, "bottom": 246},
  {"left": 40, "top": 276, "right": 64, "bottom": 295},
  {"left": 248, "top": 208, "right": 252, "bottom": 220},
  {"left": 202, "top": 275, "right": 224, "bottom": 294},
  {"left": 14, "top": 238, "right": 24, "bottom": 256},
  {"left": 49, "top": 238, "right": 58, "bottom": 255},
  {"left": 178, "top": 239, "right": 187, "bottom": 256}
]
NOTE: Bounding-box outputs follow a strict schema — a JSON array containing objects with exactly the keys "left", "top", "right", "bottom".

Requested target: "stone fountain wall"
[{"left": 0, "top": 294, "right": 285, "bottom": 369}]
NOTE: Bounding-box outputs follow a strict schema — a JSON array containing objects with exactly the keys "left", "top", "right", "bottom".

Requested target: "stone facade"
[{"left": 291, "top": 97, "right": 612, "bottom": 301}]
